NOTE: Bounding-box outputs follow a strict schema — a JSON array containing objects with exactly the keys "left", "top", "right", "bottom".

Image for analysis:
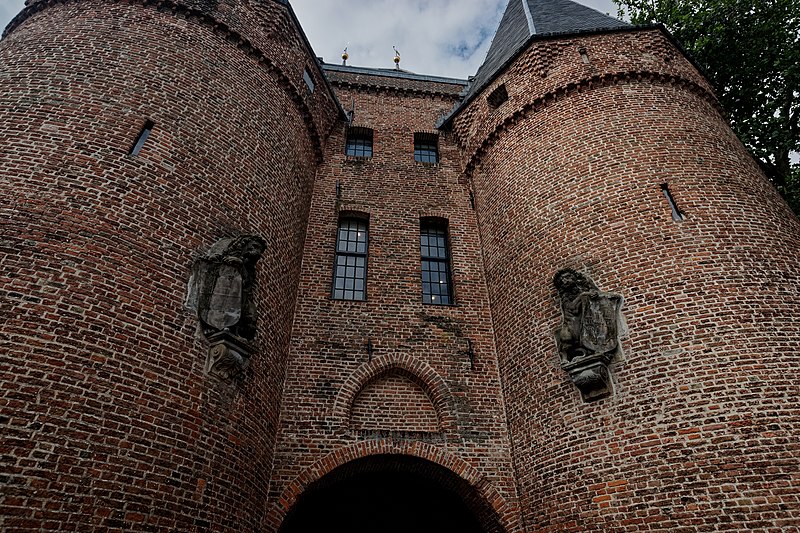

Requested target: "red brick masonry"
[{"left": 1, "top": 1, "right": 798, "bottom": 531}]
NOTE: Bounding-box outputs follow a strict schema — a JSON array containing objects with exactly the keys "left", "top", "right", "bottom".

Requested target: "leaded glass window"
[
  {"left": 420, "top": 220, "right": 452, "bottom": 305},
  {"left": 332, "top": 218, "right": 368, "bottom": 300},
  {"left": 414, "top": 132, "right": 439, "bottom": 164},
  {"left": 345, "top": 127, "right": 373, "bottom": 158}
]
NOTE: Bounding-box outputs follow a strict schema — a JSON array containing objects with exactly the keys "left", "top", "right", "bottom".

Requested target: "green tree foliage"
[{"left": 613, "top": 0, "right": 800, "bottom": 214}]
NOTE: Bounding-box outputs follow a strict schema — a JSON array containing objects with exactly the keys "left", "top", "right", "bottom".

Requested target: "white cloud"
[
  {"left": 291, "top": 0, "right": 506, "bottom": 78},
  {"left": 289, "top": 0, "right": 621, "bottom": 78}
]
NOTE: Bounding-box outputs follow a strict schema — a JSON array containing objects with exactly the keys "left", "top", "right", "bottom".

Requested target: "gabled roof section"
[{"left": 440, "top": 0, "right": 629, "bottom": 126}]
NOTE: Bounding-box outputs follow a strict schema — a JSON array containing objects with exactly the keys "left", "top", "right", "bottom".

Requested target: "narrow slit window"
[
  {"left": 345, "top": 126, "right": 373, "bottom": 158},
  {"left": 579, "top": 47, "right": 590, "bottom": 64},
  {"left": 332, "top": 217, "right": 368, "bottom": 300},
  {"left": 414, "top": 132, "right": 439, "bottom": 164},
  {"left": 661, "top": 183, "right": 685, "bottom": 221},
  {"left": 129, "top": 120, "right": 154, "bottom": 156},
  {"left": 303, "top": 68, "right": 315, "bottom": 94},
  {"left": 420, "top": 219, "right": 453, "bottom": 305},
  {"left": 487, "top": 84, "right": 508, "bottom": 109}
]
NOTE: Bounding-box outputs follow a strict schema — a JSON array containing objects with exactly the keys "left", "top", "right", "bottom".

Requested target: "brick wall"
[
  {"left": 265, "top": 70, "right": 523, "bottom": 532},
  {"left": 350, "top": 371, "right": 441, "bottom": 432},
  {"left": 0, "top": 1, "right": 337, "bottom": 530},
  {"left": 454, "top": 28, "right": 800, "bottom": 531},
  {"left": 3, "top": 2, "right": 799, "bottom": 530}
]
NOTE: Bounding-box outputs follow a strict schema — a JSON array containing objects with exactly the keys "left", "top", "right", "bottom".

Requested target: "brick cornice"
[
  {"left": 463, "top": 70, "right": 722, "bottom": 178},
  {"left": 330, "top": 79, "right": 463, "bottom": 99}
]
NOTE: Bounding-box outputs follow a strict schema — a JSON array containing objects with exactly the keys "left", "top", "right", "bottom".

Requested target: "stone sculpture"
[
  {"left": 186, "top": 235, "right": 267, "bottom": 383},
  {"left": 553, "top": 268, "right": 625, "bottom": 401}
]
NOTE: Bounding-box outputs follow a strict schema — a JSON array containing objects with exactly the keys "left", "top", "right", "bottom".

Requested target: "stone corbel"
[
  {"left": 205, "top": 330, "right": 253, "bottom": 385},
  {"left": 561, "top": 355, "right": 613, "bottom": 402}
]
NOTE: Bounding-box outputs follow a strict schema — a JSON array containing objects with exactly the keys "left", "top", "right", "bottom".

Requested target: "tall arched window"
[
  {"left": 332, "top": 217, "right": 368, "bottom": 300},
  {"left": 420, "top": 218, "right": 452, "bottom": 305}
]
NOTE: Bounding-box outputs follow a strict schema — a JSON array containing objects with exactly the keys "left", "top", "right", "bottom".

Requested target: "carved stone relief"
[
  {"left": 554, "top": 268, "right": 626, "bottom": 401},
  {"left": 186, "top": 235, "right": 266, "bottom": 384}
]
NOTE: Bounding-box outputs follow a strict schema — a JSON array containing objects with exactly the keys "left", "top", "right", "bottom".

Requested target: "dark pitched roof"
[
  {"left": 440, "top": 0, "right": 629, "bottom": 126},
  {"left": 474, "top": 0, "right": 533, "bottom": 100},
  {"left": 528, "top": 0, "right": 629, "bottom": 35}
]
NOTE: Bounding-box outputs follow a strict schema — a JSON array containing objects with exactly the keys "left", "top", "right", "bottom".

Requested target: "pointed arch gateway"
[{"left": 273, "top": 441, "right": 515, "bottom": 533}]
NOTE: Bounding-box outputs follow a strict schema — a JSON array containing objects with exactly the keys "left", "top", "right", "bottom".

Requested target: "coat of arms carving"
[{"left": 554, "top": 268, "right": 626, "bottom": 401}]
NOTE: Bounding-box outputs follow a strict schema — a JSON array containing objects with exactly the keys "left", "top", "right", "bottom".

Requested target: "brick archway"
[
  {"left": 266, "top": 440, "right": 520, "bottom": 533},
  {"left": 330, "top": 353, "right": 459, "bottom": 437}
]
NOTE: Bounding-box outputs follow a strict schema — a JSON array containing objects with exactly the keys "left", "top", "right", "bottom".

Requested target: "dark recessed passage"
[
  {"left": 280, "top": 456, "right": 487, "bottom": 533},
  {"left": 661, "top": 183, "right": 685, "bottom": 221},
  {"left": 129, "top": 120, "right": 154, "bottom": 156}
]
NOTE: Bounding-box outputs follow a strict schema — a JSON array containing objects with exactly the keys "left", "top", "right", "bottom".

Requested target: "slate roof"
[
  {"left": 528, "top": 0, "right": 629, "bottom": 35},
  {"left": 322, "top": 64, "right": 467, "bottom": 86},
  {"left": 440, "top": 0, "right": 630, "bottom": 126}
]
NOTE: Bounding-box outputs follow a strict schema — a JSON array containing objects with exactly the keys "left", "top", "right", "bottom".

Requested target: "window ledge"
[{"left": 345, "top": 155, "right": 372, "bottom": 162}]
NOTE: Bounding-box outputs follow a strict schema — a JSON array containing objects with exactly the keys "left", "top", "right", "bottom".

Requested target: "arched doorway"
[{"left": 279, "top": 455, "right": 502, "bottom": 533}]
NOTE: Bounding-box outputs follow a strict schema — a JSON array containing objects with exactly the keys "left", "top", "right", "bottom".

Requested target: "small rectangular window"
[
  {"left": 332, "top": 217, "right": 368, "bottom": 300},
  {"left": 303, "top": 68, "right": 315, "bottom": 94},
  {"left": 414, "top": 132, "right": 439, "bottom": 164},
  {"left": 420, "top": 219, "right": 453, "bottom": 305},
  {"left": 345, "top": 126, "right": 373, "bottom": 158}
]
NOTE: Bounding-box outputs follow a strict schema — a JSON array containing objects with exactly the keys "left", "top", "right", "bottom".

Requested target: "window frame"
[
  {"left": 331, "top": 215, "right": 369, "bottom": 301},
  {"left": 419, "top": 218, "right": 454, "bottom": 305},
  {"left": 414, "top": 132, "right": 439, "bottom": 164},
  {"left": 345, "top": 126, "right": 374, "bottom": 159}
]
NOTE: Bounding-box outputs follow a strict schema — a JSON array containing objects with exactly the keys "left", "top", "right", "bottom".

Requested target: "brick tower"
[
  {"left": 2, "top": 1, "right": 799, "bottom": 532},
  {"left": 1, "top": 0, "right": 339, "bottom": 530}
]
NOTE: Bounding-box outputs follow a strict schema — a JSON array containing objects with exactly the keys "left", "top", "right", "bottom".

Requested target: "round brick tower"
[
  {"left": 0, "top": 0, "right": 338, "bottom": 530},
  {"left": 449, "top": 14, "right": 800, "bottom": 533}
]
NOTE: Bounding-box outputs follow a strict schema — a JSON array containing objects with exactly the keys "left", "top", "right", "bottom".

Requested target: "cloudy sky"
[{"left": 1, "top": 0, "right": 620, "bottom": 78}]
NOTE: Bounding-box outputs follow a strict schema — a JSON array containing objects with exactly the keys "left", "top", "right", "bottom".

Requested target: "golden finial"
[
  {"left": 393, "top": 46, "right": 401, "bottom": 69},
  {"left": 342, "top": 46, "right": 349, "bottom": 66}
]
